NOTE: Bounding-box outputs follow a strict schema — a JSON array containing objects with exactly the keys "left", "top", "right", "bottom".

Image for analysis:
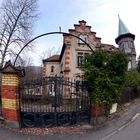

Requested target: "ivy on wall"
[{"left": 81, "top": 51, "right": 128, "bottom": 113}]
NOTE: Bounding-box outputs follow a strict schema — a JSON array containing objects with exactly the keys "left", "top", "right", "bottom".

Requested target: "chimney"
[{"left": 79, "top": 20, "right": 86, "bottom": 29}]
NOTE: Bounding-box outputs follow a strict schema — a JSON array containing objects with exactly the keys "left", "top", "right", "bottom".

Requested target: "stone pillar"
[{"left": 0, "top": 61, "right": 24, "bottom": 128}]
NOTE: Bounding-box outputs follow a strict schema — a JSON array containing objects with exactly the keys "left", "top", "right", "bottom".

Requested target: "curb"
[
  {"left": 0, "top": 116, "right": 4, "bottom": 125},
  {"left": 99, "top": 112, "right": 140, "bottom": 140},
  {"left": 131, "top": 113, "right": 140, "bottom": 122}
]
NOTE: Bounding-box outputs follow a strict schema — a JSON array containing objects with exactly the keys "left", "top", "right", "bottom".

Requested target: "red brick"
[
  {"left": 1, "top": 85, "right": 19, "bottom": 99},
  {"left": 2, "top": 108, "right": 19, "bottom": 121}
]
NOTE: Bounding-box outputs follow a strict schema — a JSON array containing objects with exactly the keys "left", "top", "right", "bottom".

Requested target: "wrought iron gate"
[
  {"left": 0, "top": 93, "right": 1, "bottom": 116},
  {"left": 20, "top": 76, "right": 90, "bottom": 127}
]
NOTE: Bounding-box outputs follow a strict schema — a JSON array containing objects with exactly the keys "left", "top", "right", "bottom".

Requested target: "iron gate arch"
[
  {"left": 16, "top": 31, "right": 93, "bottom": 127},
  {"left": 0, "top": 74, "right": 2, "bottom": 116},
  {"left": 20, "top": 76, "right": 90, "bottom": 127},
  {"left": 14, "top": 31, "right": 94, "bottom": 66}
]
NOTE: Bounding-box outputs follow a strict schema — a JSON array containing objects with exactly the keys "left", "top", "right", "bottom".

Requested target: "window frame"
[
  {"left": 77, "top": 52, "right": 83, "bottom": 67},
  {"left": 77, "top": 52, "right": 90, "bottom": 67}
]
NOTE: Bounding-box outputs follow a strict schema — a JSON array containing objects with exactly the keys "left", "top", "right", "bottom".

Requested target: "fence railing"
[{"left": 120, "top": 87, "right": 140, "bottom": 104}]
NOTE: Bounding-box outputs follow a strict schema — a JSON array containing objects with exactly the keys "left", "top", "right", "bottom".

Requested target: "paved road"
[
  {"left": 1, "top": 101, "right": 140, "bottom": 140},
  {"left": 0, "top": 117, "right": 140, "bottom": 140},
  {"left": 106, "top": 115, "right": 140, "bottom": 140},
  {"left": 0, "top": 126, "right": 55, "bottom": 140}
]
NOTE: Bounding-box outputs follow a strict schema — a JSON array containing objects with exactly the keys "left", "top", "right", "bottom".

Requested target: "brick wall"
[
  {"left": 0, "top": 62, "right": 23, "bottom": 128},
  {"left": 1, "top": 73, "right": 20, "bottom": 128}
]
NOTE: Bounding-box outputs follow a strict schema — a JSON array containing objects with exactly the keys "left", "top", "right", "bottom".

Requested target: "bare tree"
[
  {"left": 0, "top": 0, "right": 38, "bottom": 67},
  {"left": 41, "top": 46, "right": 61, "bottom": 60}
]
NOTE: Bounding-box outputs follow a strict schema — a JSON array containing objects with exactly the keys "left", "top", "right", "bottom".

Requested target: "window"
[
  {"left": 49, "top": 81, "right": 55, "bottom": 96},
  {"left": 129, "top": 41, "right": 133, "bottom": 48},
  {"left": 77, "top": 53, "right": 83, "bottom": 67},
  {"left": 77, "top": 52, "right": 90, "bottom": 67},
  {"left": 128, "top": 61, "right": 132, "bottom": 70},
  {"left": 79, "top": 34, "right": 88, "bottom": 44},
  {"left": 28, "top": 89, "right": 33, "bottom": 95},
  {"left": 51, "top": 66, "right": 54, "bottom": 73},
  {"left": 124, "top": 42, "right": 131, "bottom": 53},
  {"left": 76, "top": 81, "right": 80, "bottom": 92},
  {"left": 35, "top": 87, "right": 40, "bottom": 95}
]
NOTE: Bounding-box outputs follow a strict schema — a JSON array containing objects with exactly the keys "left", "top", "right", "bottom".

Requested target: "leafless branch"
[{"left": 0, "top": 0, "right": 38, "bottom": 67}]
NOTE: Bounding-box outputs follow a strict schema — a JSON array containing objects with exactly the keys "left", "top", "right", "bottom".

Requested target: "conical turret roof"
[
  {"left": 118, "top": 15, "right": 130, "bottom": 36},
  {"left": 115, "top": 15, "right": 135, "bottom": 44}
]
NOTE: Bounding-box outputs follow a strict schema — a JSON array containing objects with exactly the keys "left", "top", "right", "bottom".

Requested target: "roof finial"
[{"left": 59, "top": 26, "right": 61, "bottom": 32}]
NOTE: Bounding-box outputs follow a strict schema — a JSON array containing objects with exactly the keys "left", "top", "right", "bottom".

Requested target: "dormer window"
[{"left": 79, "top": 34, "right": 88, "bottom": 44}]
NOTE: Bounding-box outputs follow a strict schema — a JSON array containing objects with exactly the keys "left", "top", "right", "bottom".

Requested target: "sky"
[
  {"left": 0, "top": 0, "right": 140, "bottom": 65},
  {"left": 32, "top": 0, "right": 140, "bottom": 65}
]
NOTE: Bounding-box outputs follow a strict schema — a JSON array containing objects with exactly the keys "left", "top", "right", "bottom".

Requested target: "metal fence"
[
  {"left": 0, "top": 86, "right": 2, "bottom": 116},
  {"left": 120, "top": 87, "right": 140, "bottom": 104}
]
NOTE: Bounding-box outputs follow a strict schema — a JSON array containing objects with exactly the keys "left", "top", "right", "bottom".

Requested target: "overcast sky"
[
  {"left": 0, "top": 0, "right": 139, "bottom": 65},
  {"left": 32, "top": 0, "right": 140, "bottom": 65}
]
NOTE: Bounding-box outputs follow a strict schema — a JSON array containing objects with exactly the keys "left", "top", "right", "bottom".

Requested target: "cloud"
[
  {"left": 76, "top": 0, "right": 140, "bottom": 57},
  {"left": 33, "top": 0, "right": 140, "bottom": 66}
]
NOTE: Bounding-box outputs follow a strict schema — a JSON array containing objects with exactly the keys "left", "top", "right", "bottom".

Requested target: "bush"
[
  {"left": 124, "top": 69, "right": 140, "bottom": 87},
  {"left": 81, "top": 51, "right": 128, "bottom": 114}
]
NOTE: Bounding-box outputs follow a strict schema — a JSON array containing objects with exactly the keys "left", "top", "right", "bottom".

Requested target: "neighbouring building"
[{"left": 42, "top": 17, "right": 136, "bottom": 82}]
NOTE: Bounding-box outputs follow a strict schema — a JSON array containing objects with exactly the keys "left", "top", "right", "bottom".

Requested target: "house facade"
[{"left": 42, "top": 18, "right": 136, "bottom": 81}]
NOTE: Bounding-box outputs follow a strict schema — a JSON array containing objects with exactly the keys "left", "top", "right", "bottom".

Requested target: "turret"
[{"left": 115, "top": 16, "right": 136, "bottom": 69}]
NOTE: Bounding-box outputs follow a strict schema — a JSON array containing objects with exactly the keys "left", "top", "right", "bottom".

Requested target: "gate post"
[{"left": 0, "top": 61, "right": 24, "bottom": 128}]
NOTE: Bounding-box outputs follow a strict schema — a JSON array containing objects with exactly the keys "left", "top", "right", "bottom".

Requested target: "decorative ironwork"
[
  {"left": 0, "top": 85, "right": 2, "bottom": 116},
  {"left": 14, "top": 32, "right": 94, "bottom": 66},
  {"left": 0, "top": 106, "right": 2, "bottom": 116},
  {"left": 20, "top": 76, "right": 90, "bottom": 127}
]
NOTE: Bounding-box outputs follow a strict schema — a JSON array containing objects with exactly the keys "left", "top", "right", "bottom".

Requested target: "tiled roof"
[
  {"left": 103, "top": 44, "right": 115, "bottom": 50},
  {"left": 98, "top": 44, "right": 118, "bottom": 51},
  {"left": 43, "top": 55, "right": 60, "bottom": 62}
]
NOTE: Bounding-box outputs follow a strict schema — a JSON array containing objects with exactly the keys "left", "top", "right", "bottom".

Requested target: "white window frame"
[{"left": 77, "top": 53, "right": 83, "bottom": 67}]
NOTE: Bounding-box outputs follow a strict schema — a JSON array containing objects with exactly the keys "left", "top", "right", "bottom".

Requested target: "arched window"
[
  {"left": 51, "top": 66, "right": 54, "bottom": 73},
  {"left": 79, "top": 34, "right": 88, "bottom": 44}
]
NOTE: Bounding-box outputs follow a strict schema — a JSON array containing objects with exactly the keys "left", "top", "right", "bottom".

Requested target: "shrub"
[{"left": 81, "top": 51, "right": 128, "bottom": 114}]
